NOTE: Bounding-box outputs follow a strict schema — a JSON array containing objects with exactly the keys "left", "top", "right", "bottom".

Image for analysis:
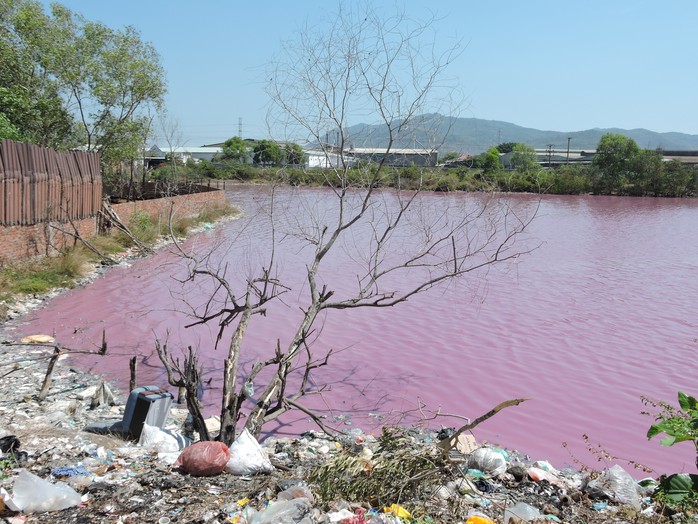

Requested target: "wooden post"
[
  {"left": 177, "top": 386, "right": 186, "bottom": 404},
  {"left": 129, "top": 356, "right": 137, "bottom": 392},
  {"left": 38, "top": 346, "right": 62, "bottom": 401}
]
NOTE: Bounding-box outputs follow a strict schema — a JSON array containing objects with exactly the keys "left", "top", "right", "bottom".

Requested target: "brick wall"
[
  {"left": 0, "top": 217, "right": 97, "bottom": 261},
  {"left": 0, "top": 189, "right": 225, "bottom": 262},
  {"left": 110, "top": 188, "right": 226, "bottom": 225}
]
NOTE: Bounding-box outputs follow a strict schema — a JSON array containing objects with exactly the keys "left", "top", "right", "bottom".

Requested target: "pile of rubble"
[{"left": 0, "top": 332, "right": 688, "bottom": 523}]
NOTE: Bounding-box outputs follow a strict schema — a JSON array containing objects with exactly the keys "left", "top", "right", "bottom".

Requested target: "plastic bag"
[
  {"left": 468, "top": 447, "right": 507, "bottom": 476},
  {"left": 466, "top": 515, "right": 495, "bottom": 524},
  {"left": 226, "top": 428, "right": 273, "bottom": 475},
  {"left": 249, "top": 498, "right": 312, "bottom": 524},
  {"left": 585, "top": 464, "right": 641, "bottom": 509},
  {"left": 527, "top": 466, "right": 565, "bottom": 488},
  {"left": 503, "top": 501, "right": 540, "bottom": 523},
  {"left": 139, "top": 423, "right": 191, "bottom": 453},
  {"left": 277, "top": 482, "right": 314, "bottom": 504},
  {"left": 174, "top": 441, "right": 230, "bottom": 476},
  {"left": 7, "top": 470, "right": 81, "bottom": 513}
]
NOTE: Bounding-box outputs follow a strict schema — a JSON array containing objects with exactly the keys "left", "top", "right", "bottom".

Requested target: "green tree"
[
  {"left": 510, "top": 143, "right": 539, "bottom": 175},
  {"left": 663, "top": 160, "right": 695, "bottom": 197},
  {"left": 481, "top": 146, "right": 502, "bottom": 174},
  {"left": 495, "top": 142, "right": 517, "bottom": 154},
  {"left": 219, "top": 136, "right": 249, "bottom": 163},
  {"left": 0, "top": 111, "right": 23, "bottom": 141},
  {"left": 284, "top": 142, "right": 306, "bottom": 166},
  {"left": 0, "top": 1, "right": 76, "bottom": 147},
  {"left": 440, "top": 151, "right": 460, "bottom": 163},
  {"left": 253, "top": 139, "right": 283, "bottom": 166},
  {"left": 592, "top": 133, "right": 640, "bottom": 194},
  {"left": 629, "top": 149, "right": 663, "bottom": 196},
  {"left": 49, "top": 6, "right": 165, "bottom": 164},
  {"left": 0, "top": 0, "right": 165, "bottom": 166}
]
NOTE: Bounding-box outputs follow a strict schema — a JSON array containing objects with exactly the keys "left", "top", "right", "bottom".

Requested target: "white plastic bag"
[
  {"left": 585, "top": 464, "right": 641, "bottom": 509},
  {"left": 139, "top": 423, "right": 191, "bottom": 453},
  {"left": 226, "top": 428, "right": 274, "bottom": 475},
  {"left": 8, "top": 470, "right": 82, "bottom": 513},
  {"left": 468, "top": 447, "right": 507, "bottom": 476}
]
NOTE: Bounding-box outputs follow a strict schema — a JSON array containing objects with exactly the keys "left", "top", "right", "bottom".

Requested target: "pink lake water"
[{"left": 12, "top": 185, "right": 698, "bottom": 477}]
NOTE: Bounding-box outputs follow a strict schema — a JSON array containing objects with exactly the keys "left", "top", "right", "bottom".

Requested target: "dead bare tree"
[{"left": 160, "top": 4, "right": 537, "bottom": 444}]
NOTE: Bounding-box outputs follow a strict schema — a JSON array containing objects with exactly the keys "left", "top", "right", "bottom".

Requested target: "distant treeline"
[{"left": 151, "top": 133, "right": 697, "bottom": 198}]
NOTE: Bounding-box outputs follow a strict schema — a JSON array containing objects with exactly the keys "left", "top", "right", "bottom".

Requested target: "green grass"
[{"left": 0, "top": 247, "right": 92, "bottom": 296}]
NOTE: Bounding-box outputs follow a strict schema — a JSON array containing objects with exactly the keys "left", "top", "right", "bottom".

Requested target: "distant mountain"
[{"left": 344, "top": 114, "right": 698, "bottom": 154}]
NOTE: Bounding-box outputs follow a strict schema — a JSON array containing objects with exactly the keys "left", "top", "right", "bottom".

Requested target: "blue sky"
[{"left": 39, "top": 1, "right": 698, "bottom": 147}]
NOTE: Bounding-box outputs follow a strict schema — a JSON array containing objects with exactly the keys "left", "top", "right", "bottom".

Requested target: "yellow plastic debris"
[
  {"left": 465, "top": 516, "right": 495, "bottom": 524},
  {"left": 236, "top": 497, "right": 250, "bottom": 507},
  {"left": 20, "top": 334, "right": 55, "bottom": 344},
  {"left": 383, "top": 504, "right": 411, "bottom": 518}
]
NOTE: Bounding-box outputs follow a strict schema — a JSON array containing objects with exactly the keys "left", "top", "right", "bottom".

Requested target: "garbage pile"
[
  {"left": 0, "top": 415, "right": 674, "bottom": 523},
  {"left": 0, "top": 334, "right": 686, "bottom": 523}
]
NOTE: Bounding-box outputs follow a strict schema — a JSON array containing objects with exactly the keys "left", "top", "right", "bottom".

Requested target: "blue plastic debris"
[
  {"left": 51, "top": 465, "right": 91, "bottom": 477},
  {"left": 592, "top": 501, "right": 608, "bottom": 511}
]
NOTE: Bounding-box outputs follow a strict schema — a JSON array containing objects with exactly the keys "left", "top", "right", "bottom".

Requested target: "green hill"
[{"left": 344, "top": 114, "right": 698, "bottom": 154}]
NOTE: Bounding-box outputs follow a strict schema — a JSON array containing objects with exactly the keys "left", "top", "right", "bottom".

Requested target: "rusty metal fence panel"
[
  {"left": 0, "top": 140, "right": 102, "bottom": 226},
  {"left": 1, "top": 139, "right": 23, "bottom": 226}
]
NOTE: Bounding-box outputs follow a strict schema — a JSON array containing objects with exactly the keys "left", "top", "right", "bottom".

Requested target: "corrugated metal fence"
[{"left": 0, "top": 139, "right": 102, "bottom": 226}]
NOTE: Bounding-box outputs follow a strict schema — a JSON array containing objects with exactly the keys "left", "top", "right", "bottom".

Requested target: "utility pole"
[
  {"left": 566, "top": 137, "right": 571, "bottom": 164},
  {"left": 546, "top": 144, "right": 554, "bottom": 168}
]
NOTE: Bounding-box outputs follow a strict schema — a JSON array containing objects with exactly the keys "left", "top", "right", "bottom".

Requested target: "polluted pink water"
[{"left": 13, "top": 185, "right": 698, "bottom": 477}]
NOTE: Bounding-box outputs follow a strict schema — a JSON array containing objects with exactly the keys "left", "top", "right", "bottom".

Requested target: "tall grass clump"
[{"left": 0, "top": 246, "right": 92, "bottom": 296}]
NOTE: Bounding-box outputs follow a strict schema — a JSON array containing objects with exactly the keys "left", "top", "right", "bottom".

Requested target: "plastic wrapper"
[
  {"left": 503, "top": 501, "right": 540, "bottom": 523},
  {"left": 6, "top": 470, "right": 81, "bottom": 513},
  {"left": 139, "top": 423, "right": 191, "bottom": 453},
  {"left": 277, "top": 482, "right": 314, "bottom": 504},
  {"left": 248, "top": 498, "right": 311, "bottom": 524},
  {"left": 174, "top": 441, "right": 230, "bottom": 476}
]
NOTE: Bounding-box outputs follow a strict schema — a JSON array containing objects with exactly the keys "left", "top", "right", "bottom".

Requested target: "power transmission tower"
[
  {"left": 546, "top": 144, "right": 554, "bottom": 167},
  {"left": 238, "top": 117, "right": 243, "bottom": 138}
]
